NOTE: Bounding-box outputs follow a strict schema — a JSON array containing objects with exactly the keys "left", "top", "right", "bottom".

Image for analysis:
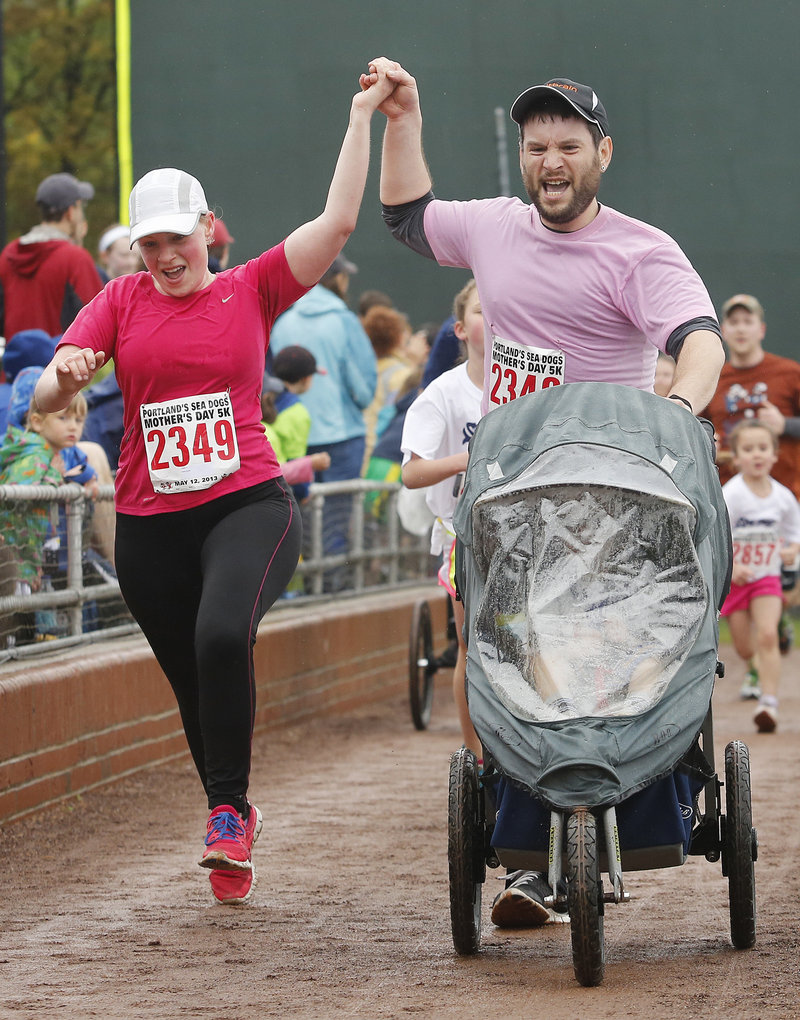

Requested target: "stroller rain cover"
[{"left": 454, "top": 382, "right": 731, "bottom": 811}]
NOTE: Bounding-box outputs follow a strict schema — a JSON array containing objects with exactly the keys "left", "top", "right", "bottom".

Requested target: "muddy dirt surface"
[{"left": 1, "top": 644, "right": 798, "bottom": 1019}]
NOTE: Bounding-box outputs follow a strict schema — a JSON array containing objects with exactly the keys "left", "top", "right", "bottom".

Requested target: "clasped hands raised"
[{"left": 358, "top": 57, "right": 419, "bottom": 119}]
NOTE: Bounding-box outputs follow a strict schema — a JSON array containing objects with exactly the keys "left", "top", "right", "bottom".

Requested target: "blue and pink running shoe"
[{"left": 199, "top": 802, "right": 263, "bottom": 873}]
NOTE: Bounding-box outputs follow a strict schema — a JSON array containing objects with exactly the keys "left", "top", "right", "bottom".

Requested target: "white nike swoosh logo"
[{"left": 222, "top": 294, "right": 234, "bottom": 303}]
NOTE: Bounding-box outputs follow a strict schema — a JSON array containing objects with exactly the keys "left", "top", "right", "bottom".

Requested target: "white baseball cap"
[{"left": 128, "top": 168, "right": 209, "bottom": 247}]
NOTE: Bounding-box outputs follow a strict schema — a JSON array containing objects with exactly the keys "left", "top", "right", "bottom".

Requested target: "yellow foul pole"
[{"left": 115, "top": 0, "right": 133, "bottom": 223}]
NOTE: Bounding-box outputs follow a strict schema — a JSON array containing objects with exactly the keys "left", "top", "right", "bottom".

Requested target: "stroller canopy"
[{"left": 454, "top": 383, "right": 731, "bottom": 810}]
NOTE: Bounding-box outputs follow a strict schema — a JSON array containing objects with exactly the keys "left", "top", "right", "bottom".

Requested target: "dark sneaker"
[
  {"left": 491, "top": 871, "right": 553, "bottom": 928},
  {"left": 199, "top": 802, "right": 263, "bottom": 872}
]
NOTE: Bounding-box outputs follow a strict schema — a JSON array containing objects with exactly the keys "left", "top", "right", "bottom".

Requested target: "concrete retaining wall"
[{"left": 0, "top": 585, "right": 448, "bottom": 825}]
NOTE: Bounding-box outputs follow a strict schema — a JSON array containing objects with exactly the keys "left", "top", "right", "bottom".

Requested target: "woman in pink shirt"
[{"left": 34, "top": 65, "right": 395, "bottom": 906}]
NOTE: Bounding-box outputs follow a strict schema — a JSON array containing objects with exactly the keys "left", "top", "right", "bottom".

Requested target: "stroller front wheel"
[
  {"left": 567, "top": 807, "right": 605, "bottom": 987},
  {"left": 448, "top": 746, "right": 484, "bottom": 954},
  {"left": 723, "top": 740, "right": 757, "bottom": 949}
]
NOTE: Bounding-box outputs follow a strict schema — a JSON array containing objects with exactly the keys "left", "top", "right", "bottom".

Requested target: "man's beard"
[{"left": 523, "top": 158, "right": 602, "bottom": 227}]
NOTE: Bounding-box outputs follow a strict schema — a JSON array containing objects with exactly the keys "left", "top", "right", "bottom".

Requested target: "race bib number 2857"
[
  {"left": 731, "top": 526, "right": 780, "bottom": 582},
  {"left": 140, "top": 390, "right": 240, "bottom": 494},
  {"left": 489, "top": 334, "right": 565, "bottom": 406}
]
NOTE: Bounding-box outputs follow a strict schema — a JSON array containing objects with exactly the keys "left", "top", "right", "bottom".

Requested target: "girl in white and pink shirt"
[{"left": 721, "top": 420, "right": 800, "bottom": 733}]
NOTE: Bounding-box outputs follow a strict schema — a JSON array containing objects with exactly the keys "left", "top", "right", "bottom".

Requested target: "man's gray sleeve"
[
  {"left": 665, "top": 316, "right": 723, "bottom": 360},
  {"left": 381, "top": 192, "right": 436, "bottom": 260}
]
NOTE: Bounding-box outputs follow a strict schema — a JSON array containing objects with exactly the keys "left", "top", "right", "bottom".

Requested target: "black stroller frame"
[
  {"left": 447, "top": 383, "right": 757, "bottom": 986},
  {"left": 449, "top": 718, "right": 756, "bottom": 986}
]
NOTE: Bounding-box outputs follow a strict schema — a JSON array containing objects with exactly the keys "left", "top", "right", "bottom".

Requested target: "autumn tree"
[{"left": 1, "top": 0, "right": 117, "bottom": 251}]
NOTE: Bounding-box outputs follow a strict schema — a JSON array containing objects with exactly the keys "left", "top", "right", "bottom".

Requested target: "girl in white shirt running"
[{"left": 401, "top": 279, "right": 484, "bottom": 754}]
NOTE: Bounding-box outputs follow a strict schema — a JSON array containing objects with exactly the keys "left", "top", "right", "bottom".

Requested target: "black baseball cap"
[
  {"left": 272, "top": 345, "right": 327, "bottom": 384},
  {"left": 510, "top": 78, "right": 610, "bottom": 137}
]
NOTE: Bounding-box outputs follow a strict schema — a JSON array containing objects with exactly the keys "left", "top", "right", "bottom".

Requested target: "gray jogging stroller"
[{"left": 449, "top": 382, "right": 756, "bottom": 986}]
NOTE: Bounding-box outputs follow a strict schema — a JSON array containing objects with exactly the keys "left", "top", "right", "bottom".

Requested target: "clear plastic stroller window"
[{"left": 471, "top": 447, "right": 707, "bottom": 721}]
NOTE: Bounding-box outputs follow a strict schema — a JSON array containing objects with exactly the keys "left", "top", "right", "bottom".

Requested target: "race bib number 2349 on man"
[{"left": 489, "top": 334, "right": 565, "bottom": 406}]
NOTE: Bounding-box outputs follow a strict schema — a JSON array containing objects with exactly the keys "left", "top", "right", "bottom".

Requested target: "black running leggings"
[{"left": 114, "top": 478, "right": 302, "bottom": 814}]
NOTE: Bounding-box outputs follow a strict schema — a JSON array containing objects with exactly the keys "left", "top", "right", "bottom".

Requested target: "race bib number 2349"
[
  {"left": 140, "top": 390, "right": 240, "bottom": 494},
  {"left": 489, "top": 334, "right": 565, "bottom": 406}
]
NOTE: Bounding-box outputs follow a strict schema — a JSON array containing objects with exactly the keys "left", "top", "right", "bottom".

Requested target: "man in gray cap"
[
  {"left": 364, "top": 56, "right": 726, "bottom": 929},
  {"left": 0, "top": 172, "right": 103, "bottom": 339}
]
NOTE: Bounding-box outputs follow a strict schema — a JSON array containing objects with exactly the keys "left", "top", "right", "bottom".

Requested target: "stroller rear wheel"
[
  {"left": 409, "top": 599, "right": 435, "bottom": 730},
  {"left": 723, "top": 740, "right": 757, "bottom": 949},
  {"left": 448, "top": 746, "right": 484, "bottom": 954},
  {"left": 566, "top": 807, "right": 605, "bottom": 987}
]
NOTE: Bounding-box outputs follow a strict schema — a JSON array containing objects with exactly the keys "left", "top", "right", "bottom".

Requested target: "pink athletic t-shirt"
[
  {"left": 424, "top": 198, "right": 717, "bottom": 415},
  {"left": 59, "top": 242, "right": 308, "bottom": 515}
]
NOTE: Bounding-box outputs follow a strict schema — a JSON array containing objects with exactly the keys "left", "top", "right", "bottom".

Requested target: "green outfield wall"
[{"left": 126, "top": 1, "right": 798, "bottom": 354}]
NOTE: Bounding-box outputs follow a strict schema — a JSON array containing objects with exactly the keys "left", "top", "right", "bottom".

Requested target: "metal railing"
[{"left": 0, "top": 478, "right": 435, "bottom": 663}]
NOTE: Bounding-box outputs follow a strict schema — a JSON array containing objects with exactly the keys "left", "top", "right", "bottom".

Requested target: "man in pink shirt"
[
  {"left": 364, "top": 58, "right": 724, "bottom": 419},
  {"left": 362, "top": 57, "right": 726, "bottom": 929}
]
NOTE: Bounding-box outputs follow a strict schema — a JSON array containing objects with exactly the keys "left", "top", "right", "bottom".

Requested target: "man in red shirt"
[
  {"left": 0, "top": 173, "right": 103, "bottom": 340},
  {"left": 702, "top": 293, "right": 800, "bottom": 674},
  {"left": 702, "top": 294, "right": 800, "bottom": 499}
]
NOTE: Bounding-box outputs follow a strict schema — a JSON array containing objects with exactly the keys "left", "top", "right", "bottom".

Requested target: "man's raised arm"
[{"left": 361, "top": 58, "right": 432, "bottom": 204}]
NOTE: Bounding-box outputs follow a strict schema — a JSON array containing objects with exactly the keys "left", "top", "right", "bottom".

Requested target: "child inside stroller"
[{"left": 449, "top": 382, "right": 755, "bottom": 986}]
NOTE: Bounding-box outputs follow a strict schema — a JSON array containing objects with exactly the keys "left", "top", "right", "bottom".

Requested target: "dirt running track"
[{"left": 1, "top": 643, "right": 798, "bottom": 1019}]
